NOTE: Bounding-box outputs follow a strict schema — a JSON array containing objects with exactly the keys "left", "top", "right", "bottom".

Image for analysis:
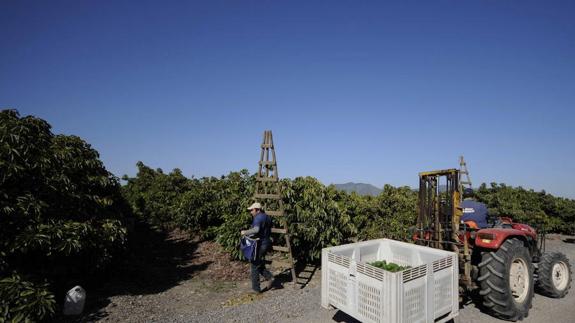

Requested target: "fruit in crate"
[{"left": 368, "top": 260, "right": 411, "bottom": 272}]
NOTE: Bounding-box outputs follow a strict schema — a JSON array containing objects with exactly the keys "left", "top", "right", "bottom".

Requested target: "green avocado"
[{"left": 368, "top": 260, "right": 411, "bottom": 272}]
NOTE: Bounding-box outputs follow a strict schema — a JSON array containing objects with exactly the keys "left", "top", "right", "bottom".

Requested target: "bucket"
[{"left": 63, "top": 285, "right": 86, "bottom": 316}]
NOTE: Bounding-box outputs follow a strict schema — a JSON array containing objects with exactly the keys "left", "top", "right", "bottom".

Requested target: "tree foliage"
[
  {"left": 123, "top": 168, "right": 415, "bottom": 262},
  {"left": 283, "top": 177, "right": 355, "bottom": 261},
  {"left": 122, "top": 162, "right": 189, "bottom": 230},
  {"left": 353, "top": 185, "right": 418, "bottom": 241},
  {"left": 0, "top": 110, "right": 128, "bottom": 322},
  {"left": 214, "top": 170, "right": 255, "bottom": 259},
  {"left": 475, "top": 183, "right": 575, "bottom": 233},
  {"left": 124, "top": 163, "right": 575, "bottom": 264}
]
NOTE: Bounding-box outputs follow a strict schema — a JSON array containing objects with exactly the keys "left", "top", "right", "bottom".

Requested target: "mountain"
[{"left": 334, "top": 182, "right": 382, "bottom": 196}]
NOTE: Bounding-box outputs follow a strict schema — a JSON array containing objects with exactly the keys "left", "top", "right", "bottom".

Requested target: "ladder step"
[
  {"left": 259, "top": 161, "right": 276, "bottom": 166},
  {"left": 254, "top": 193, "right": 281, "bottom": 200},
  {"left": 266, "top": 210, "right": 284, "bottom": 217},
  {"left": 256, "top": 176, "right": 278, "bottom": 182},
  {"left": 273, "top": 245, "right": 289, "bottom": 252},
  {"left": 261, "top": 144, "right": 274, "bottom": 148},
  {"left": 271, "top": 228, "right": 287, "bottom": 234}
]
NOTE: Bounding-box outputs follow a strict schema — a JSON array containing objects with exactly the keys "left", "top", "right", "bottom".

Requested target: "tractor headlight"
[{"left": 478, "top": 232, "right": 495, "bottom": 243}]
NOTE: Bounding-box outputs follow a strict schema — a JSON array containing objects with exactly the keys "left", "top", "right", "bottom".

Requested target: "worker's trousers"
[{"left": 250, "top": 242, "right": 273, "bottom": 292}]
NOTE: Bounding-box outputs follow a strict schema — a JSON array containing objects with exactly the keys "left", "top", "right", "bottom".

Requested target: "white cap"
[{"left": 247, "top": 202, "right": 262, "bottom": 210}]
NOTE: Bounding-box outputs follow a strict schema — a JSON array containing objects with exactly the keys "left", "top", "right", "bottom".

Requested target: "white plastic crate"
[{"left": 321, "top": 239, "right": 458, "bottom": 323}]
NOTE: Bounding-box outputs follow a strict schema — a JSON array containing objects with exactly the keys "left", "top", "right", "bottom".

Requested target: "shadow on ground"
[
  {"left": 56, "top": 220, "right": 208, "bottom": 322},
  {"left": 266, "top": 259, "right": 319, "bottom": 290},
  {"left": 332, "top": 310, "right": 361, "bottom": 323},
  {"left": 461, "top": 288, "right": 491, "bottom": 316},
  {"left": 102, "top": 220, "right": 208, "bottom": 296}
]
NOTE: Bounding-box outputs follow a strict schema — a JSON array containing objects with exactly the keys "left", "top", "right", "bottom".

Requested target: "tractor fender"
[{"left": 474, "top": 228, "right": 531, "bottom": 249}]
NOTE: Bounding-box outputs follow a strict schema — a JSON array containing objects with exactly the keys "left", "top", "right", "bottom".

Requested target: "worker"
[
  {"left": 241, "top": 202, "right": 274, "bottom": 293},
  {"left": 461, "top": 188, "right": 489, "bottom": 229}
]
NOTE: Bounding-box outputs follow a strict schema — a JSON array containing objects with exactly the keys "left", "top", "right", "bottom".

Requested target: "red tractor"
[{"left": 413, "top": 169, "right": 572, "bottom": 321}]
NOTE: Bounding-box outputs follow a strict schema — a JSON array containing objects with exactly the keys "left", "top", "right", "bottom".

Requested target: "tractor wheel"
[
  {"left": 536, "top": 252, "right": 572, "bottom": 298},
  {"left": 478, "top": 238, "right": 534, "bottom": 321}
]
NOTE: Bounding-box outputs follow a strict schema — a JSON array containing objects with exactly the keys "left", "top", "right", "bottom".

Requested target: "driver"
[{"left": 461, "top": 188, "right": 489, "bottom": 229}]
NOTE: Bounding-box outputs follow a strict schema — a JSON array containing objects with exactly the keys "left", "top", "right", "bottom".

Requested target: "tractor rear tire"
[
  {"left": 536, "top": 252, "right": 572, "bottom": 298},
  {"left": 478, "top": 238, "right": 534, "bottom": 321}
]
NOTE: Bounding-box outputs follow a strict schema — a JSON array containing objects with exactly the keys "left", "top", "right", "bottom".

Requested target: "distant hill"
[{"left": 334, "top": 182, "right": 382, "bottom": 196}]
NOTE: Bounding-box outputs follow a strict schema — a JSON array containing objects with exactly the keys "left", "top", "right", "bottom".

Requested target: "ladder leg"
[{"left": 284, "top": 233, "right": 298, "bottom": 287}]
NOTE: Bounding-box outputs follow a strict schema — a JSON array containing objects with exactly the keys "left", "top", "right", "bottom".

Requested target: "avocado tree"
[
  {"left": 122, "top": 162, "right": 189, "bottom": 229},
  {"left": 0, "top": 110, "right": 128, "bottom": 322}
]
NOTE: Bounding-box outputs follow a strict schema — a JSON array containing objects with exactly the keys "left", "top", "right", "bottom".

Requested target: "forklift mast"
[
  {"left": 416, "top": 168, "right": 475, "bottom": 288},
  {"left": 417, "top": 169, "right": 462, "bottom": 251}
]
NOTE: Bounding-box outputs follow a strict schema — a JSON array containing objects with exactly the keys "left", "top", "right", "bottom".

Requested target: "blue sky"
[{"left": 1, "top": 1, "right": 574, "bottom": 198}]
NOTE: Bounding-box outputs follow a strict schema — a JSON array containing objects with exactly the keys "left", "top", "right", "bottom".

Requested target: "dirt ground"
[
  {"left": 63, "top": 224, "right": 253, "bottom": 322},
  {"left": 63, "top": 229, "right": 575, "bottom": 323}
]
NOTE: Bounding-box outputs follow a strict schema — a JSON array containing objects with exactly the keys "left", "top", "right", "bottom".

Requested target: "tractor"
[{"left": 413, "top": 169, "right": 572, "bottom": 321}]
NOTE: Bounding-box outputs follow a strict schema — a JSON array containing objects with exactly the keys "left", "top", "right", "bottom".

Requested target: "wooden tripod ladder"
[
  {"left": 458, "top": 155, "right": 473, "bottom": 198},
  {"left": 253, "top": 130, "right": 297, "bottom": 286}
]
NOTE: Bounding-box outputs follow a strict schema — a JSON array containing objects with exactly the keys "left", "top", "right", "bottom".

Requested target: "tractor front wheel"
[
  {"left": 478, "top": 238, "right": 534, "bottom": 321},
  {"left": 536, "top": 252, "right": 572, "bottom": 298}
]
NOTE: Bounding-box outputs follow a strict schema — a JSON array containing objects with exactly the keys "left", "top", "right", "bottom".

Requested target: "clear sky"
[{"left": 1, "top": 1, "right": 574, "bottom": 198}]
